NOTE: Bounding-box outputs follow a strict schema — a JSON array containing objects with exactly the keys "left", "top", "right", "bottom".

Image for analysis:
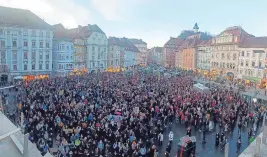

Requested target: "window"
[
  {"left": 246, "top": 61, "right": 249, "bottom": 67},
  {"left": 227, "top": 53, "right": 230, "bottom": 59},
  {"left": 46, "top": 63, "right": 49, "bottom": 70},
  {"left": 24, "top": 41, "right": 28, "bottom": 47},
  {"left": 46, "top": 53, "right": 49, "bottom": 60},
  {"left": 98, "top": 47, "right": 100, "bottom": 52},
  {"left": 246, "top": 52, "right": 250, "bottom": 57},
  {"left": 252, "top": 52, "right": 256, "bottom": 57},
  {"left": 252, "top": 61, "right": 255, "bottom": 67},
  {"left": 0, "top": 40, "right": 5, "bottom": 48},
  {"left": 32, "top": 51, "right": 36, "bottom": 59},
  {"left": 40, "top": 41, "right": 43, "bottom": 48},
  {"left": 1, "top": 51, "right": 6, "bottom": 62},
  {"left": 240, "top": 70, "right": 243, "bottom": 74},
  {"left": 39, "top": 31, "right": 43, "bottom": 37},
  {"left": 98, "top": 53, "right": 100, "bottom": 59},
  {"left": 40, "top": 53, "right": 43, "bottom": 60},
  {"left": 12, "top": 40, "right": 17, "bottom": 47},
  {"left": 32, "top": 41, "right": 36, "bottom": 47},
  {"left": 241, "top": 61, "right": 244, "bottom": 66},
  {"left": 12, "top": 51, "right": 17, "bottom": 60},
  {"left": 46, "top": 42, "right": 50, "bottom": 48},
  {"left": 32, "top": 30, "right": 36, "bottom": 36},
  {"left": 104, "top": 48, "right": 106, "bottom": 52},
  {"left": 13, "top": 64, "right": 17, "bottom": 71},
  {"left": 24, "top": 51, "right": 28, "bottom": 60},
  {"left": 241, "top": 51, "right": 244, "bottom": 56},
  {"left": 67, "top": 46, "right": 69, "bottom": 50},
  {"left": 24, "top": 64, "right": 27, "bottom": 70},
  {"left": 39, "top": 64, "right": 42, "bottom": 70},
  {"left": 46, "top": 31, "right": 50, "bottom": 37},
  {"left": 259, "top": 61, "right": 262, "bottom": 67},
  {"left": 92, "top": 46, "right": 95, "bottom": 51},
  {"left": 32, "top": 64, "right": 35, "bottom": 70},
  {"left": 221, "top": 53, "right": 225, "bottom": 59},
  {"left": 233, "top": 53, "right": 237, "bottom": 60},
  {"left": 23, "top": 31, "right": 28, "bottom": 36}
]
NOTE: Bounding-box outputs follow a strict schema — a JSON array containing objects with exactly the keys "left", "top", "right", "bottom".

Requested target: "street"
[{"left": 157, "top": 119, "right": 262, "bottom": 157}]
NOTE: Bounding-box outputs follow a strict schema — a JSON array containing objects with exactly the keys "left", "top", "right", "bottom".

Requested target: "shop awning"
[{"left": 242, "top": 76, "right": 261, "bottom": 82}]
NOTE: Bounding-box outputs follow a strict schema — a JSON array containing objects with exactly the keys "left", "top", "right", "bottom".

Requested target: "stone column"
[
  {"left": 255, "top": 137, "right": 261, "bottom": 157},
  {"left": 263, "top": 126, "right": 267, "bottom": 145},
  {"left": 23, "top": 133, "right": 29, "bottom": 155},
  {"left": 224, "top": 143, "right": 229, "bottom": 157}
]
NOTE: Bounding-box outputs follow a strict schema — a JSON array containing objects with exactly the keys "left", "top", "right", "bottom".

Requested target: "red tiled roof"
[{"left": 239, "top": 37, "right": 267, "bottom": 48}]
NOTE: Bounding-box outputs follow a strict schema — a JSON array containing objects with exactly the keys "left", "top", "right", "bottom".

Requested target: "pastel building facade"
[
  {"left": 196, "top": 40, "right": 211, "bottom": 71},
  {"left": 129, "top": 39, "right": 147, "bottom": 66},
  {"left": 68, "top": 24, "right": 108, "bottom": 72},
  {"left": 52, "top": 24, "right": 74, "bottom": 76},
  {"left": 210, "top": 26, "right": 252, "bottom": 79},
  {"left": 68, "top": 26, "right": 87, "bottom": 70},
  {"left": 147, "top": 47, "right": 163, "bottom": 65},
  {"left": 163, "top": 37, "right": 184, "bottom": 68},
  {"left": 108, "top": 37, "right": 139, "bottom": 68},
  {"left": 0, "top": 6, "right": 53, "bottom": 81},
  {"left": 238, "top": 37, "right": 267, "bottom": 82}
]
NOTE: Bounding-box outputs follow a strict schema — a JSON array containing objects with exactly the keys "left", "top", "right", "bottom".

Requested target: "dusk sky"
[{"left": 1, "top": 0, "right": 267, "bottom": 48}]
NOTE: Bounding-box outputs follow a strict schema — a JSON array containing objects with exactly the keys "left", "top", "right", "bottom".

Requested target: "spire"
[{"left": 193, "top": 23, "right": 199, "bottom": 33}]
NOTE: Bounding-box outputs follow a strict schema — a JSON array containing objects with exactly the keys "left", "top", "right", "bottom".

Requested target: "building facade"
[
  {"left": 108, "top": 37, "right": 122, "bottom": 68},
  {"left": 129, "top": 39, "right": 147, "bottom": 66},
  {"left": 85, "top": 24, "right": 108, "bottom": 72},
  {"left": 52, "top": 24, "right": 74, "bottom": 76},
  {"left": 163, "top": 37, "right": 184, "bottom": 68},
  {"left": 210, "top": 26, "right": 252, "bottom": 79},
  {"left": 196, "top": 40, "right": 211, "bottom": 72},
  {"left": 147, "top": 47, "right": 163, "bottom": 65},
  {"left": 0, "top": 6, "right": 53, "bottom": 81},
  {"left": 108, "top": 37, "right": 139, "bottom": 68},
  {"left": 68, "top": 26, "right": 87, "bottom": 70},
  {"left": 238, "top": 37, "right": 267, "bottom": 83}
]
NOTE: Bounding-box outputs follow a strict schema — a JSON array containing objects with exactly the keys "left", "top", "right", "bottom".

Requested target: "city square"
[{"left": 1, "top": 1, "right": 267, "bottom": 157}]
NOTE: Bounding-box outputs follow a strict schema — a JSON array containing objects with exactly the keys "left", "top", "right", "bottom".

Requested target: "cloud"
[
  {"left": 0, "top": 0, "right": 92, "bottom": 28},
  {"left": 91, "top": 0, "right": 150, "bottom": 21}
]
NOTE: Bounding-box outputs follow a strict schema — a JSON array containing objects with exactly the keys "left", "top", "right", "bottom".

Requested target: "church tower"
[{"left": 193, "top": 23, "right": 199, "bottom": 33}]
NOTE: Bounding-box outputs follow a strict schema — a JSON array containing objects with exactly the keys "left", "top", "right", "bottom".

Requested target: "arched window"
[
  {"left": 233, "top": 53, "right": 237, "bottom": 60},
  {"left": 221, "top": 53, "right": 225, "bottom": 59},
  {"left": 227, "top": 53, "right": 231, "bottom": 59}
]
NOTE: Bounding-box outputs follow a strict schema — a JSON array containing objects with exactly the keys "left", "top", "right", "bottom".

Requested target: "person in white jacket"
[{"left": 169, "top": 131, "right": 173, "bottom": 144}]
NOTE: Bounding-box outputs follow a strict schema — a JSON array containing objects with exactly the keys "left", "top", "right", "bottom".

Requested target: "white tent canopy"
[
  {"left": 193, "top": 83, "right": 210, "bottom": 93},
  {"left": 13, "top": 76, "right": 23, "bottom": 80}
]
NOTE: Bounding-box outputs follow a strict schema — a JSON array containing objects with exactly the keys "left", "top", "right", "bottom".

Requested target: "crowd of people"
[{"left": 13, "top": 71, "right": 265, "bottom": 157}]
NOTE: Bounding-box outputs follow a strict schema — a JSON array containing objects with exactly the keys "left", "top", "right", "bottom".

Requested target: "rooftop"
[
  {"left": 239, "top": 37, "right": 267, "bottom": 48},
  {"left": 109, "top": 37, "right": 140, "bottom": 52},
  {"left": 0, "top": 112, "right": 52, "bottom": 157},
  {"left": 0, "top": 6, "right": 51, "bottom": 30},
  {"left": 128, "top": 38, "right": 147, "bottom": 45}
]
